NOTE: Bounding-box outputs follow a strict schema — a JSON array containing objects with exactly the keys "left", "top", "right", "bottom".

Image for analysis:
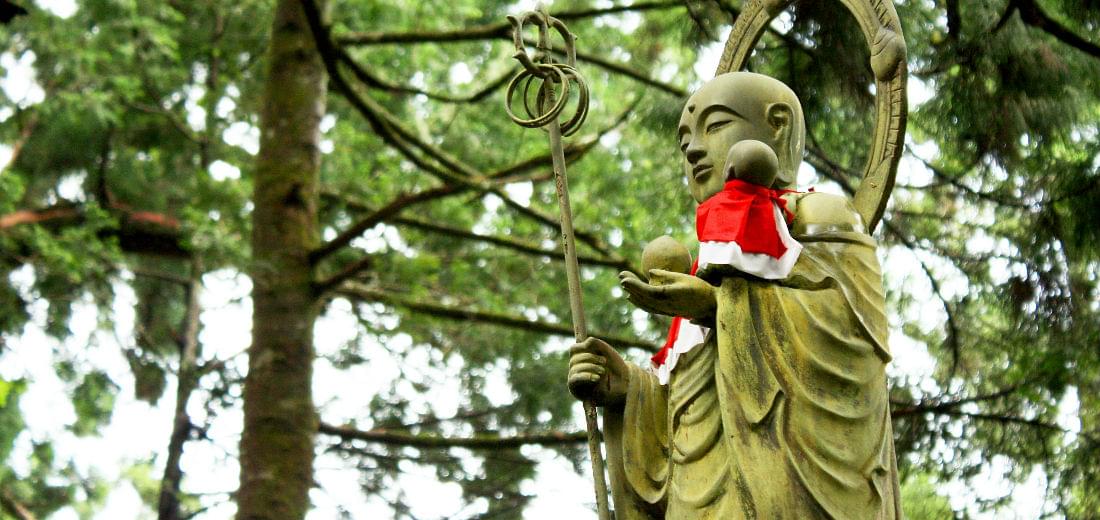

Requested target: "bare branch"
[
  {"left": 321, "top": 193, "right": 638, "bottom": 281},
  {"left": 304, "top": 10, "right": 629, "bottom": 261},
  {"left": 158, "top": 259, "right": 204, "bottom": 520},
  {"left": 312, "top": 190, "right": 431, "bottom": 263},
  {"left": 125, "top": 101, "right": 203, "bottom": 145},
  {"left": 893, "top": 407, "right": 1070, "bottom": 436},
  {"left": 890, "top": 384, "right": 1024, "bottom": 416},
  {"left": 0, "top": 107, "right": 41, "bottom": 175},
  {"left": 388, "top": 214, "right": 633, "bottom": 272},
  {"left": 344, "top": 65, "right": 516, "bottom": 104},
  {"left": 337, "top": 1, "right": 683, "bottom": 45},
  {"left": 708, "top": 0, "right": 817, "bottom": 59},
  {"left": 907, "top": 146, "right": 1030, "bottom": 209},
  {"left": 310, "top": 137, "right": 600, "bottom": 264},
  {"left": 129, "top": 266, "right": 192, "bottom": 286},
  {"left": 313, "top": 254, "right": 372, "bottom": 296},
  {"left": 0, "top": 489, "right": 36, "bottom": 520},
  {"left": 334, "top": 2, "right": 688, "bottom": 97},
  {"left": 337, "top": 282, "right": 660, "bottom": 351},
  {"left": 319, "top": 422, "right": 586, "bottom": 449},
  {"left": 310, "top": 21, "right": 616, "bottom": 257},
  {"left": 945, "top": 0, "right": 962, "bottom": 40}
]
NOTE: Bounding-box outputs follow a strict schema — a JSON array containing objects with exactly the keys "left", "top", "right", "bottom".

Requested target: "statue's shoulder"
[{"left": 785, "top": 192, "right": 866, "bottom": 233}]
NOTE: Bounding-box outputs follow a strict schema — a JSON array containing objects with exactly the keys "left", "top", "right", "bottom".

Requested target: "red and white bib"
[{"left": 651, "top": 179, "right": 802, "bottom": 384}]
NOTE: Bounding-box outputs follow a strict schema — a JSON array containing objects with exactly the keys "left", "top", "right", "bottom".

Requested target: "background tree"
[{"left": 0, "top": 0, "right": 1097, "bottom": 518}]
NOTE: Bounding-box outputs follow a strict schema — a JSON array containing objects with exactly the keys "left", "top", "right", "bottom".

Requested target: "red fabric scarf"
[{"left": 696, "top": 179, "right": 795, "bottom": 258}]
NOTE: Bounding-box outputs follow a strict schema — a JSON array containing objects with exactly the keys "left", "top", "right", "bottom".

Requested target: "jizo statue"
[{"left": 565, "top": 1, "right": 910, "bottom": 517}]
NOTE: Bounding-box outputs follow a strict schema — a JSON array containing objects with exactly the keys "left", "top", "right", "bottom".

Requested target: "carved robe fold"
[{"left": 604, "top": 227, "right": 903, "bottom": 520}]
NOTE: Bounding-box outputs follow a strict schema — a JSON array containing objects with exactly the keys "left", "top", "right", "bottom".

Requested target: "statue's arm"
[{"left": 618, "top": 269, "right": 718, "bottom": 322}]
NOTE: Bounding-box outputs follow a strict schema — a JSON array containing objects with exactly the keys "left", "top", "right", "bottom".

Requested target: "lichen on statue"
[{"left": 568, "top": 72, "right": 903, "bottom": 519}]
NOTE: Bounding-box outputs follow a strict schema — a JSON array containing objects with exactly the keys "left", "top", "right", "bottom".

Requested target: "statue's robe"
[{"left": 604, "top": 224, "right": 902, "bottom": 519}]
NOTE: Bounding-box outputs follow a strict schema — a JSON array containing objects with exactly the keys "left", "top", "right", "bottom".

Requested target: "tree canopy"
[{"left": 0, "top": 0, "right": 1098, "bottom": 518}]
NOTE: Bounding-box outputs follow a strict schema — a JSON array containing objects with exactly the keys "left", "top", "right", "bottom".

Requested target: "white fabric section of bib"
[
  {"left": 697, "top": 203, "right": 802, "bottom": 280},
  {"left": 655, "top": 322, "right": 707, "bottom": 385}
]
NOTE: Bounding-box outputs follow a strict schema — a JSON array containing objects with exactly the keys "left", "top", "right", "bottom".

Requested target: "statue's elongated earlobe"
[{"left": 766, "top": 102, "right": 795, "bottom": 187}]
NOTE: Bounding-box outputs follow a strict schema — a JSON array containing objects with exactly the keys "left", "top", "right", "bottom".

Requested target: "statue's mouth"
[{"left": 692, "top": 164, "right": 712, "bottom": 181}]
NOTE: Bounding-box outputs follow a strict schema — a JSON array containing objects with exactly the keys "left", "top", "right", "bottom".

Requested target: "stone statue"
[{"left": 567, "top": 72, "right": 903, "bottom": 519}]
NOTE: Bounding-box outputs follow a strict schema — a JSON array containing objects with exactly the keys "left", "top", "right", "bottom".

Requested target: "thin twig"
[
  {"left": 320, "top": 422, "right": 586, "bottom": 449},
  {"left": 337, "top": 282, "right": 659, "bottom": 351}
]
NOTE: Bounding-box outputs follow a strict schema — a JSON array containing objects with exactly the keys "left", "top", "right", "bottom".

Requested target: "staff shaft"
[{"left": 547, "top": 109, "right": 612, "bottom": 520}]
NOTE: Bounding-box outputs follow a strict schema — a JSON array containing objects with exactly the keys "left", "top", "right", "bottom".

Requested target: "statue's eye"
[{"left": 706, "top": 120, "right": 731, "bottom": 133}]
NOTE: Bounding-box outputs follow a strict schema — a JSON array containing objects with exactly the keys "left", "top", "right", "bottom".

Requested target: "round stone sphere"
[
  {"left": 726, "top": 139, "right": 779, "bottom": 187},
  {"left": 641, "top": 236, "right": 692, "bottom": 279}
]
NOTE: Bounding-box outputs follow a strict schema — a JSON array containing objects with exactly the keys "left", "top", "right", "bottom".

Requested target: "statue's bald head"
[{"left": 680, "top": 72, "right": 805, "bottom": 192}]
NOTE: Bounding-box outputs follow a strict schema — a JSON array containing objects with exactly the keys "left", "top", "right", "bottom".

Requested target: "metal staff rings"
[
  {"left": 504, "top": 8, "right": 590, "bottom": 137},
  {"left": 504, "top": 62, "right": 589, "bottom": 136}
]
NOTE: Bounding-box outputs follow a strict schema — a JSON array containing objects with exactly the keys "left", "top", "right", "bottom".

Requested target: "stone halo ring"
[{"left": 714, "top": 0, "right": 909, "bottom": 233}]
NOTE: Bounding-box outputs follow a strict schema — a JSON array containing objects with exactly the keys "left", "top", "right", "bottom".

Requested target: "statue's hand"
[
  {"left": 619, "top": 269, "right": 716, "bottom": 320},
  {"left": 568, "top": 337, "right": 629, "bottom": 406}
]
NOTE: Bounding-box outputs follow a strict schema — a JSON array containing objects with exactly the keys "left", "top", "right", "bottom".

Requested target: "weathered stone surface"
[{"left": 568, "top": 72, "right": 903, "bottom": 519}]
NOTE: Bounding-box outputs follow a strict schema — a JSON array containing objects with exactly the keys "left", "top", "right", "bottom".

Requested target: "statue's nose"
[{"left": 685, "top": 141, "right": 705, "bottom": 164}]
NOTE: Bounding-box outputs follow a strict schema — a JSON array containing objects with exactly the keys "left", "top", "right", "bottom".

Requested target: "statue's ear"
[
  {"left": 765, "top": 102, "right": 795, "bottom": 187},
  {"left": 765, "top": 102, "right": 792, "bottom": 142}
]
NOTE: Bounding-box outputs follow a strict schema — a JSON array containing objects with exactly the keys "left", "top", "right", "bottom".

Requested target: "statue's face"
[{"left": 678, "top": 76, "right": 781, "bottom": 203}]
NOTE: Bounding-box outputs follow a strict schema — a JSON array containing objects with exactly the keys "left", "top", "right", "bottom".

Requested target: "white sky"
[{"left": 0, "top": 1, "right": 1084, "bottom": 519}]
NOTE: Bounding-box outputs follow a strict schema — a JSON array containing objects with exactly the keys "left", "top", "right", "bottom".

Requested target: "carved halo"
[{"left": 714, "top": 0, "right": 908, "bottom": 233}]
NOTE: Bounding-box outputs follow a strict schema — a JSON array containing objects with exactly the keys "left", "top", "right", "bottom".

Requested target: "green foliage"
[
  {"left": 70, "top": 371, "right": 118, "bottom": 436},
  {"left": 901, "top": 474, "right": 955, "bottom": 520},
  {"left": 0, "top": 379, "right": 26, "bottom": 465},
  {"left": 0, "top": 0, "right": 1098, "bottom": 517}
]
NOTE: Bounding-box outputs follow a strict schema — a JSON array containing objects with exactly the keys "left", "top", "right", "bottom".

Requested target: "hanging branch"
[
  {"left": 890, "top": 383, "right": 1025, "bottom": 416},
  {"left": 338, "top": 1, "right": 683, "bottom": 46},
  {"left": 335, "top": 2, "right": 688, "bottom": 97},
  {"left": 310, "top": 122, "right": 612, "bottom": 265},
  {"left": 387, "top": 214, "right": 633, "bottom": 271},
  {"left": 346, "top": 65, "right": 516, "bottom": 104},
  {"left": 319, "top": 422, "right": 586, "bottom": 449},
  {"left": 683, "top": 0, "right": 718, "bottom": 41},
  {"left": 337, "top": 282, "right": 660, "bottom": 351},
  {"left": 708, "top": 0, "right": 816, "bottom": 58},
  {"left": 894, "top": 407, "right": 1092, "bottom": 441},
  {"left": 0, "top": 204, "right": 188, "bottom": 257},
  {"left": 906, "top": 146, "right": 1031, "bottom": 210},
  {"left": 995, "top": 0, "right": 1100, "bottom": 59},
  {"left": 302, "top": 7, "right": 624, "bottom": 263}
]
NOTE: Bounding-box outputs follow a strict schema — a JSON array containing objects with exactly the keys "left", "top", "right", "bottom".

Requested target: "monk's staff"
[{"left": 503, "top": 9, "right": 610, "bottom": 520}]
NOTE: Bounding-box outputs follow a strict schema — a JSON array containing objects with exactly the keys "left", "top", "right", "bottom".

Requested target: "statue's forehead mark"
[{"left": 687, "top": 103, "right": 696, "bottom": 114}]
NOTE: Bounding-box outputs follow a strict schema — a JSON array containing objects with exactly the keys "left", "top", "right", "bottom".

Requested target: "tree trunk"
[{"left": 237, "top": 0, "right": 327, "bottom": 518}]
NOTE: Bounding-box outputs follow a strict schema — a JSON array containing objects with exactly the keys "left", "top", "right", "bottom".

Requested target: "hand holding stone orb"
[{"left": 641, "top": 235, "right": 692, "bottom": 283}]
